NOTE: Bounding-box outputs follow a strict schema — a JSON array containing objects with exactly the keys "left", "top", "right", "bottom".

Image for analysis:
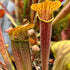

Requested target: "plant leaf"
[
  {"left": 51, "top": 40, "right": 70, "bottom": 70},
  {"left": 6, "top": 13, "right": 17, "bottom": 27}
]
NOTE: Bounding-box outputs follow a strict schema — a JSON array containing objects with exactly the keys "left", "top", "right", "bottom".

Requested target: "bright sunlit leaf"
[
  {"left": 51, "top": 40, "right": 70, "bottom": 70},
  {"left": 9, "top": 23, "right": 34, "bottom": 40},
  {"left": 31, "top": 1, "right": 61, "bottom": 15}
]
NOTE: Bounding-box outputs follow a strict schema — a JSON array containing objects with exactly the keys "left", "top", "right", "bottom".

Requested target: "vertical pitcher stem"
[{"left": 40, "top": 21, "right": 52, "bottom": 70}]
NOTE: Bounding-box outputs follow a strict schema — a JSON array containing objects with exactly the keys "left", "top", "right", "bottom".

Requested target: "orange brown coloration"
[
  {"left": 0, "top": 9, "right": 5, "bottom": 18},
  {"left": 8, "top": 23, "right": 34, "bottom": 40},
  {"left": 31, "top": 1, "right": 61, "bottom": 20},
  {"left": 0, "top": 26, "right": 15, "bottom": 70},
  {"left": 53, "top": 2, "right": 70, "bottom": 25},
  {"left": 29, "top": 37, "right": 36, "bottom": 45},
  {"left": 0, "top": 67, "right": 3, "bottom": 70},
  {"left": 19, "top": 0, "right": 23, "bottom": 8},
  {"left": 31, "top": 1, "right": 61, "bottom": 70},
  {"left": 0, "top": 60, "right": 8, "bottom": 70}
]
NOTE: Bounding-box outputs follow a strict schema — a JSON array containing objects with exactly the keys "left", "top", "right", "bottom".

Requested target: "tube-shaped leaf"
[
  {"left": 9, "top": 23, "right": 34, "bottom": 70},
  {"left": 31, "top": 1, "right": 61, "bottom": 70}
]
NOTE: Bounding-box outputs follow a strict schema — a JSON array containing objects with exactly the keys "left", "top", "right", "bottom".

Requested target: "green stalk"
[
  {"left": 63, "top": 0, "right": 70, "bottom": 7},
  {"left": 15, "top": 0, "right": 20, "bottom": 26},
  {"left": 0, "top": 26, "right": 15, "bottom": 70},
  {"left": 23, "top": 0, "right": 30, "bottom": 19},
  {"left": 23, "top": 0, "right": 28, "bottom": 18},
  {"left": 15, "top": 0, "right": 18, "bottom": 18}
]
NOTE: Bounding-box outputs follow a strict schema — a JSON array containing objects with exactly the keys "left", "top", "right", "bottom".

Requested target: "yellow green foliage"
[
  {"left": 51, "top": 40, "right": 70, "bottom": 70},
  {"left": 9, "top": 23, "right": 34, "bottom": 40}
]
